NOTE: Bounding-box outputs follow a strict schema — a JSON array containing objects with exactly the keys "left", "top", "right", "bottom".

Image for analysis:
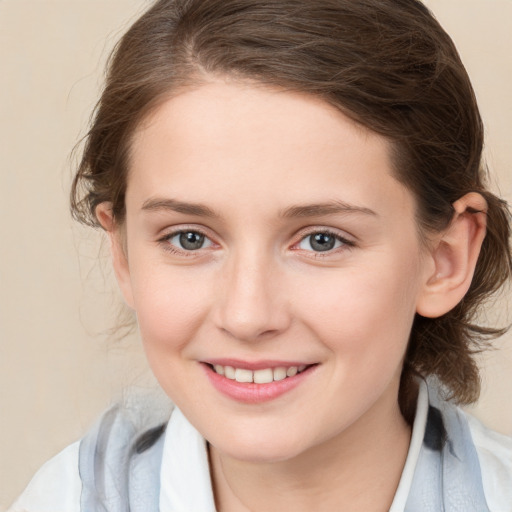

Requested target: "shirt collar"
[
  {"left": 389, "top": 379, "right": 429, "bottom": 511},
  {"left": 160, "top": 407, "right": 216, "bottom": 512}
]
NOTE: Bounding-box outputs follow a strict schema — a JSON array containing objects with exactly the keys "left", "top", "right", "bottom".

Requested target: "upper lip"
[{"left": 202, "top": 358, "right": 315, "bottom": 371}]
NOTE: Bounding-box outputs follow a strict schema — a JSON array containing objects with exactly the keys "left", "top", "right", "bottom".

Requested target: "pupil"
[
  {"left": 179, "top": 232, "right": 204, "bottom": 250},
  {"left": 311, "top": 233, "right": 335, "bottom": 252}
]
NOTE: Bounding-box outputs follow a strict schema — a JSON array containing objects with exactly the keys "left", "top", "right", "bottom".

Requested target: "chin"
[{"left": 212, "top": 431, "right": 309, "bottom": 464}]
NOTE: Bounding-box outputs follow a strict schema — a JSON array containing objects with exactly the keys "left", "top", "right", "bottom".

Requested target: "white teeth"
[
  {"left": 212, "top": 363, "right": 310, "bottom": 382},
  {"left": 235, "top": 368, "right": 253, "bottom": 383},
  {"left": 224, "top": 366, "right": 236, "bottom": 380},
  {"left": 254, "top": 368, "right": 274, "bottom": 384},
  {"left": 273, "top": 367, "right": 287, "bottom": 381},
  {"left": 286, "top": 366, "right": 298, "bottom": 377}
]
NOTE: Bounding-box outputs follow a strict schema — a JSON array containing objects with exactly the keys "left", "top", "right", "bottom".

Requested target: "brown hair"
[{"left": 71, "top": 0, "right": 512, "bottom": 414}]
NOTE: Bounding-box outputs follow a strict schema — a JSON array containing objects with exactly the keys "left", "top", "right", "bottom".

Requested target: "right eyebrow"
[
  {"left": 280, "top": 200, "right": 378, "bottom": 219},
  {"left": 141, "top": 197, "right": 220, "bottom": 218}
]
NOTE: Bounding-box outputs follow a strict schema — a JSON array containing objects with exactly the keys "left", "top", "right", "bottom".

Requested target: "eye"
[
  {"left": 298, "top": 232, "right": 349, "bottom": 252},
  {"left": 166, "top": 230, "right": 213, "bottom": 251}
]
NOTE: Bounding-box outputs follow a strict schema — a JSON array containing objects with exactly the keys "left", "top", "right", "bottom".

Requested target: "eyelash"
[
  {"left": 157, "top": 227, "right": 355, "bottom": 257},
  {"left": 157, "top": 228, "right": 214, "bottom": 257},
  {"left": 293, "top": 229, "right": 355, "bottom": 258}
]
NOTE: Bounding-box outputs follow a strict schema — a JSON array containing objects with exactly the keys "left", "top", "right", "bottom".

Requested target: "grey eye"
[
  {"left": 169, "top": 231, "right": 212, "bottom": 251},
  {"left": 299, "top": 233, "right": 342, "bottom": 252}
]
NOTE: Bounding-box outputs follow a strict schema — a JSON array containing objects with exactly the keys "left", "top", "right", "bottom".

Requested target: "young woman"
[{"left": 10, "top": 0, "right": 512, "bottom": 510}]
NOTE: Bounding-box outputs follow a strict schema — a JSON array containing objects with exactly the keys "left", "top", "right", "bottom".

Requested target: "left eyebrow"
[
  {"left": 280, "top": 200, "right": 378, "bottom": 218},
  {"left": 141, "top": 197, "right": 220, "bottom": 218}
]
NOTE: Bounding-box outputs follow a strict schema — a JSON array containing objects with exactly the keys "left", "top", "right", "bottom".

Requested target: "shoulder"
[
  {"left": 465, "top": 412, "right": 512, "bottom": 511},
  {"left": 9, "top": 392, "right": 173, "bottom": 512},
  {"left": 8, "top": 441, "right": 81, "bottom": 512}
]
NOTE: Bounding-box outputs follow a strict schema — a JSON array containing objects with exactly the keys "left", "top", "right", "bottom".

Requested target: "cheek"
[
  {"left": 129, "top": 266, "right": 215, "bottom": 402},
  {"left": 130, "top": 262, "right": 213, "bottom": 354},
  {"left": 294, "top": 255, "right": 420, "bottom": 360}
]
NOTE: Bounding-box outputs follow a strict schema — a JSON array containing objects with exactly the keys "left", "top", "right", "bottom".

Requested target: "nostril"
[{"left": 218, "top": 325, "right": 282, "bottom": 343}]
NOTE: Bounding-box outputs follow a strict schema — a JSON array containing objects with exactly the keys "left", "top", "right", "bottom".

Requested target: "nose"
[{"left": 215, "top": 250, "right": 291, "bottom": 342}]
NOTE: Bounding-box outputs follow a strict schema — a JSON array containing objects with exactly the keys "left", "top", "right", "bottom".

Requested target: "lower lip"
[{"left": 202, "top": 364, "right": 316, "bottom": 404}]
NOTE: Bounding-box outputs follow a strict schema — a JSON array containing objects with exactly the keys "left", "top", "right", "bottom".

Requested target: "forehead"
[{"left": 128, "top": 81, "right": 415, "bottom": 221}]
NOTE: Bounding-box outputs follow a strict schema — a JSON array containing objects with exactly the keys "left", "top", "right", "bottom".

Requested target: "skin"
[{"left": 98, "top": 80, "right": 487, "bottom": 511}]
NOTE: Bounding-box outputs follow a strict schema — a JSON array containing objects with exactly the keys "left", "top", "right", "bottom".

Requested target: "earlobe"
[
  {"left": 416, "top": 193, "right": 487, "bottom": 318},
  {"left": 95, "top": 203, "right": 135, "bottom": 310}
]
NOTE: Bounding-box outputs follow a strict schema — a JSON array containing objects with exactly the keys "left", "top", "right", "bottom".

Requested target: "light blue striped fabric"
[
  {"left": 79, "top": 405, "right": 165, "bottom": 511},
  {"left": 404, "top": 384, "right": 489, "bottom": 511},
  {"left": 78, "top": 382, "right": 489, "bottom": 511}
]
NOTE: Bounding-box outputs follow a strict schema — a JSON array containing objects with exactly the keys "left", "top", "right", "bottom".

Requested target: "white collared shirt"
[{"left": 9, "top": 381, "right": 512, "bottom": 511}]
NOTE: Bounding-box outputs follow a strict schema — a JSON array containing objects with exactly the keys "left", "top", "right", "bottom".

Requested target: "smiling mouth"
[
  {"left": 205, "top": 363, "right": 313, "bottom": 383},
  {"left": 202, "top": 362, "right": 318, "bottom": 403}
]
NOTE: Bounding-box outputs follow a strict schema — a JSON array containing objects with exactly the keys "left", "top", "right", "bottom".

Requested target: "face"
[{"left": 114, "top": 81, "right": 433, "bottom": 463}]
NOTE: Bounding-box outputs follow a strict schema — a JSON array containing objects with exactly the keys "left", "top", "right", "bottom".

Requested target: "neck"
[{"left": 209, "top": 386, "right": 412, "bottom": 512}]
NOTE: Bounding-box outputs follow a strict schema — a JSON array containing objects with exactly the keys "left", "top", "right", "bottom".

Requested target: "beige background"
[{"left": 1, "top": 0, "right": 511, "bottom": 508}]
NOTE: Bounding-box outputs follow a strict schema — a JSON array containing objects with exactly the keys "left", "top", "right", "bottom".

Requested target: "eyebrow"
[
  {"left": 141, "top": 198, "right": 220, "bottom": 218},
  {"left": 141, "top": 197, "right": 378, "bottom": 219},
  {"left": 280, "top": 200, "right": 378, "bottom": 218}
]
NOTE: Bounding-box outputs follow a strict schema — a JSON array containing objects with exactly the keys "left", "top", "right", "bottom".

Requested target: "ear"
[
  {"left": 95, "top": 203, "right": 135, "bottom": 310},
  {"left": 416, "top": 192, "right": 487, "bottom": 318}
]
